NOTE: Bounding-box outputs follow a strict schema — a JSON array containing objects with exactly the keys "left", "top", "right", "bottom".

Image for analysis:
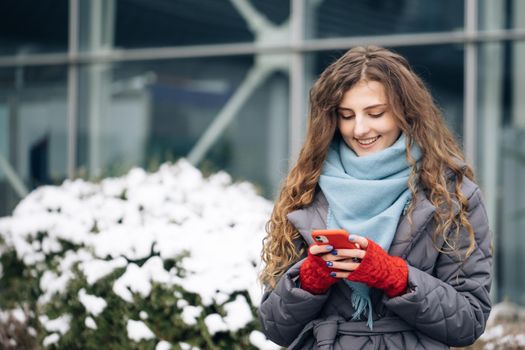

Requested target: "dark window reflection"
[
  {"left": 252, "top": 0, "right": 290, "bottom": 26},
  {"left": 115, "top": 0, "right": 255, "bottom": 48},
  {"left": 0, "top": 0, "right": 68, "bottom": 55},
  {"left": 307, "top": 0, "right": 464, "bottom": 39}
]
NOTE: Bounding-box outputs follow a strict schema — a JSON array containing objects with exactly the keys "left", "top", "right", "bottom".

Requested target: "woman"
[{"left": 258, "top": 46, "right": 492, "bottom": 349}]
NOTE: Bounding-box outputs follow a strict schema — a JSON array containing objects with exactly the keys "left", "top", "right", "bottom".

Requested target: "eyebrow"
[{"left": 337, "top": 103, "right": 387, "bottom": 111}]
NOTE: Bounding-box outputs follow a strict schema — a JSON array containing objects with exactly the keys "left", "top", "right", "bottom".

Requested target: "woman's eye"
[
  {"left": 369, "top": 112, "right": 384, "bottom": 118},
  {"left": 339, "top": 114, "right": 354, "bottom": 119}
]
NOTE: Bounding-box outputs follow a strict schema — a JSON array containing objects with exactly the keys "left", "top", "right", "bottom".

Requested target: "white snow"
[
  {"left": 37, "top": 271, "right": 61, "bottom": 303},
  {"left": 179, "top": 342, "right": 200, "bottom": 350},
  {"left": 38, "top": 250, "right": 92, "bottom": 305},
  {"left": 249, "top": 330, "right": 281, "bottom": 350},
  {"left": 39, "top": 314, "right": 71, "bottom": 335},
  {"left": 127, "top": 319, "right": 155, "bottom": 341},
  {"left": 223, "top": 295, "right": 253, "bottom": 332},
  {"left": 113, "top": 256, "right": 173, "bottom": 302},
  {"left": 43, "top": 333, "right": 60, "bottom": 347},
  {"left": 181, "top": 305, "right": 202, "bottom": 326},
  {"left": 11, "top": 308, "right": 26, "bottom": 323},
  {"left": 78, "top": 289, "right": 107, "bottom": 316},
  {"left": 480, "top": 300, "right": 525, "bottom": 348},
  {"left": 0, "top": 308, "right": 26, "bottom": 324},
  {"left": 28, "top": 327, "right": 37, "bottom": 337},
  {"left": 479, "top": 326, "right": 525, "bottom": 348},
  {"left": 85, "top": 317, "right": 97, "bottom": 330},
  {"left": 479, "top": 324, "right": 505, "bottom": 342},
  {"left": 516, "top": 334, "right": 525, "bottom": 346},
  {"left": 180, "top": 343, "right": 191, "bottom": 350},
  {"left": 41, "top": 237, "right": 62, "bottom": 254},
  {"left": 79, "top": 257, "right": 128, "bottom": 285},
  {"left": 204, "top": 313, "right": 229, "bottom": 335},
  {"left": 155, "top": 340, "right": 172, "bottom": 350},
  {"left": 90, "top": 225, "right": 155, "bottom": 260},
  {"left": 177, "top": 299, "right": 188, "bottom": 308}
]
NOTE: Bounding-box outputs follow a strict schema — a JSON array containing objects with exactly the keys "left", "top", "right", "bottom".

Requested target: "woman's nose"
[{"left": 353, "top": 116, "right": 370, "bottom": 137}]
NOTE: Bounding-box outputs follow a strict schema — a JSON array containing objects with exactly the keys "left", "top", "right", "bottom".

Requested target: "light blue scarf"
[{"left": 319, "top": 133, "right": 422, "bottom": 329}]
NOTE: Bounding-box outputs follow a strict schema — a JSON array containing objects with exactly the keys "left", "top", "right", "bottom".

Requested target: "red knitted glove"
[
  {"left": 299, "top": 251, "right": 338, "bottom": 294},
  {"left": 347, "top": 238, "right": 408, "bottom": 298}
]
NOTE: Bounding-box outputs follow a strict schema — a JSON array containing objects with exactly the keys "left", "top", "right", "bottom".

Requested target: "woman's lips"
[{"left": 355, "top": 136, "right": 380, "bottom": 148}]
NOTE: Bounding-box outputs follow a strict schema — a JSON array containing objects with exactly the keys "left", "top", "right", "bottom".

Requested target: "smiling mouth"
[{"left": 356, "top": 136, "right": 380, "bottom": 146}]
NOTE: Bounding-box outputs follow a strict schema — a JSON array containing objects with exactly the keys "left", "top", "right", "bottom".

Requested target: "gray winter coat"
[{"left": 258, "top": 175, "right": 492, "bottom": 349}]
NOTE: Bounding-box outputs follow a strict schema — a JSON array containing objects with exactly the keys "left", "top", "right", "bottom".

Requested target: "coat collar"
[
  {"left": 387, "top": 190, "right": 436, "bottom": 257},
  {"left": 287, "top": 190, "right": 329, "bottom": 246}
]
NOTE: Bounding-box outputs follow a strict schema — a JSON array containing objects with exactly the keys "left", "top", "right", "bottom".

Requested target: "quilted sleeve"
[
  {"left": 383, "top": 187, "right": 493, "bottom": 347},
  {"left": 258, "top": 259, "right": 331, "bottom": 347}
]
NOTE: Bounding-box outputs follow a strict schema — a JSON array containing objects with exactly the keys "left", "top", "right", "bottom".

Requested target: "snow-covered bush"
[{"left": 0, "top": 160, "right": 280, "bottom": 350}]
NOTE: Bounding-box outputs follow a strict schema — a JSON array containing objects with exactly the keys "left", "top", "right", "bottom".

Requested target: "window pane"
[
  {"left": 305, "top": 0, "right": 464, "bottom": 39},
  {"left": 114, "top": 0, "right": 251, "bottom": 48},
  {"left": 252, "top": 0, "right": 290, "bottom": 26},
  {"left": 0, "top": 0, "right": 68, "bottom": 55},
  {"left": 101, "top": 0, "right": 290, "bottom": 49},
  {"left": 306, "top": 45, "right": 464, "bottom": 137},
  {"left": 477, "top": 41, "right": 525, "bottom": 305},
  {"left": 76, "top": 55, "right": 289, "bottom": 198},
  {"left": 0, "top": 66, "right": 68, "bottom": 216}
]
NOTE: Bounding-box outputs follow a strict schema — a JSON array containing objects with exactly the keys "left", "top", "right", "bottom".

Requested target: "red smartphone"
[{"left": 311, "top": 229, "right": 359, "bottom": 250}]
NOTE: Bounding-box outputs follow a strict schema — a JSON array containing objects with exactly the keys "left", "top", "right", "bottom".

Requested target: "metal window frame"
[
  {"left": 464, "top": 0, "right": 478, "bottom": 168},
  {"left": 290, "top": 0, "right": 306, "bottom": 165},
  {"left": 67, "top": 0, "right": 79, "bottom": 179},
  {"left": 1, "top": 29, "right": 525, "bottom": 68}
]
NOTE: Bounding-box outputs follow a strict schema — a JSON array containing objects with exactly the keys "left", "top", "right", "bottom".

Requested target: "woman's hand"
[
  {"left": 317, "top": 234, "right": 368, "bottom": 279},
  {"left": 298, "top": 243, "right": 343, "bottom": 294},
  {"left": 334, "top": 235, "right": 409, "bottom": 298}
]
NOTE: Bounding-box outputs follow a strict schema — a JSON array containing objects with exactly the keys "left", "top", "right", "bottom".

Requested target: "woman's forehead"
[{"left": 339, "top": 81, "right": 388, "bottom": 109}]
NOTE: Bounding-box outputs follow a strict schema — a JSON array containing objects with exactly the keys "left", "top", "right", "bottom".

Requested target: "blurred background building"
[{"left": 0, "top": 0, "right": 524, "bottom": 306}]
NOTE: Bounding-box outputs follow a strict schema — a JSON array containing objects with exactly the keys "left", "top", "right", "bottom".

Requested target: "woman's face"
[{"left": 337, "top": 80, "right": 401, "bottom": 156}]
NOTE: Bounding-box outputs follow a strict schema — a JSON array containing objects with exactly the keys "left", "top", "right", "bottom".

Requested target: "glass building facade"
[{"left": 0, "top": 0, "right": 524, "bottom": 305}]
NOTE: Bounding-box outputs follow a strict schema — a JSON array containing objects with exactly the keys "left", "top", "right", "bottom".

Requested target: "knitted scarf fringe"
[{"left": 345, "top": 280, "right": 374, "bottom": 330}]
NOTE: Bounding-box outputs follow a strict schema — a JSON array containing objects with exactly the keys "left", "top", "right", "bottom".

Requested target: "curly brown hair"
[{"left": 260, "top": 46, "right": 476, "bottom": 288}]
